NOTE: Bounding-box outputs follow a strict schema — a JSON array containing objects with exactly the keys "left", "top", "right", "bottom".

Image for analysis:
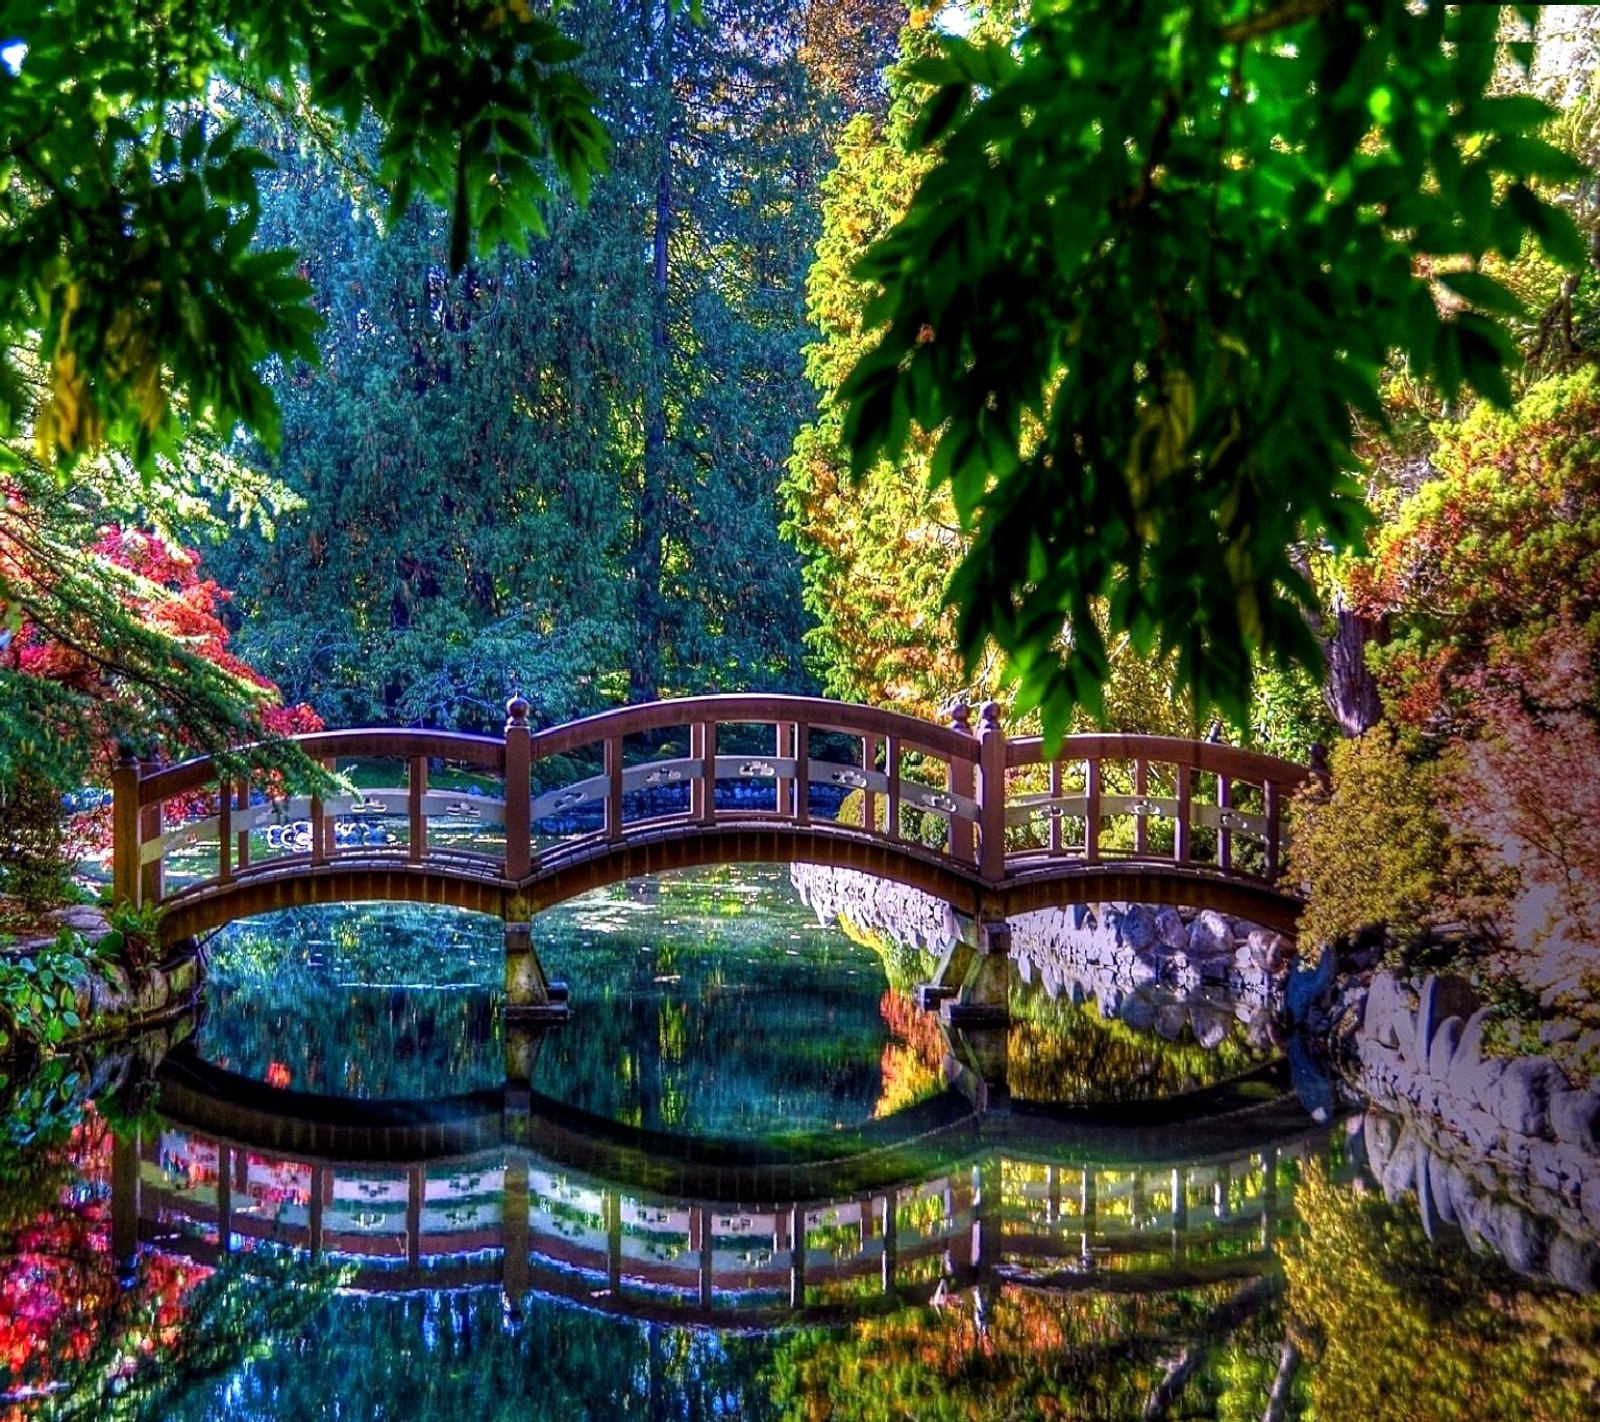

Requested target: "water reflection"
[
  {"left": 11, "top": 1083, "right": 1599, "bottom": 1421},
  {"left": 6, "top": 869, "right": 1599, "bottom": 1417},
  {"left": 197, "top": 870, "right": 903, "bottom": 1134},
  {"left": 118, "top": 1088, "right": 1328, "bottom": 1318}
]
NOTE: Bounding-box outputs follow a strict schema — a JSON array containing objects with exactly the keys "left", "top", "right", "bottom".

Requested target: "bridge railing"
[
  {"left": 112, "top": 695, "right": 1312, "bottom": 910},
  {"left": 1001, "top": 732, "right": 1309, "bottom": 884}
]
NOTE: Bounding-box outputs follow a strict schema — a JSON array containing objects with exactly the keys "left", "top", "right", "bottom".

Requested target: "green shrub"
[{"left": 1288, "top": 728, "right": 1476, "bottom": 956}]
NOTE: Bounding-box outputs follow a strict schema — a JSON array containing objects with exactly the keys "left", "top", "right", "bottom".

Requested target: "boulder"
[
  {"left": 1379, "top": 1126, "right": 1420, "bottom": 1202},
  {"left": 1190, "top": 1001, "right": 1232, "bottom": 1050},
  {"left": 1461, "top": 1055, "right": 1509, "bottom": 1117},
  {"left": 1246, "top": 927, "right": 1290, "bottom": 974},
  {"left": 1428, "top": 1017, "right": 1464, "bottom": 1082},
  {"left": 1550, "top": 1234, "right": 1600, "bottom": 1296},
  {"left": 1496, "top": 1203, "right": 1551, "bottom": 1277},
  {"left": 1112, "top": 904, "right": 1160, "bottom": 952},
  {"left": 1362, "top": 972, "right": 1412, "bottom": 1053},
  {"left": 1187, "top": 910, "right": 1234, "bottom": 958},
  {"left": 1363, "top": 1110, "right": 1399, "bottom": 1179},
  {"left": 1154, "top": 906, "right": 1188, "bottom": 951},
  {"left": 1155, "top": 1003, "right": 1190, "bottom": 1041},
  {"left": 1550, "top": 1086, "right": 1600, "bottom": 1155},
  {"left": 1583, "top": 1171, "right": 1600, "bottom": 1231},
  {"left": 1245, "top": 1010, "right": 1278, "bottom": 1050},
  {"left": 1120, "top": 994, "right": 1157, "bottom": 1033},
  {"left": 1451, "top": 1009, "right": 1491, "bottom": 1074},
  {"left": 1497, "top": 1056, "right": 1565, "bottom": 1140}
]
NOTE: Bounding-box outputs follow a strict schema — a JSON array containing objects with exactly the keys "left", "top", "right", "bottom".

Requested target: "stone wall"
[
  {"left": 1351, "top": 970, "right": 1600, "bottom": 1288},
  {"left": 789, "top": 864, "right": 1291, "bottom": 1045},
  {"left": 789, "top": 864, "right": 962, "bottom": 957}
]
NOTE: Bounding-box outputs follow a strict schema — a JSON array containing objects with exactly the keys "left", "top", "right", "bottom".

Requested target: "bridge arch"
[{"left": 118, "top": 694, "right": 1313, "bottom": 958}]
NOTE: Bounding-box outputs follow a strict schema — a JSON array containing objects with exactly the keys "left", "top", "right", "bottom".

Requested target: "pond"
[{"left": 3, "top": 866, "right": 1598, "bottom": 1420}]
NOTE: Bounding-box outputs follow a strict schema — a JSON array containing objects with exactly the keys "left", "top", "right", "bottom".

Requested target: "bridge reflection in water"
[{"left": 112, "top": 1057, "right": 1341, "bottom": 1328}]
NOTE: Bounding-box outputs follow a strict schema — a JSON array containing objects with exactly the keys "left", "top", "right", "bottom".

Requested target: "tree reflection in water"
[
  {"left": 1285, "top": 1162, "right": 1600, "bottom": 1422},
  {"left": 0, "top": 1114, "right": 335, "bottom": 1422}
]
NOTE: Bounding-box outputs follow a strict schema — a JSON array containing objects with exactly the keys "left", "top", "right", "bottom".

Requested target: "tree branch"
[{"left": 1221, "top": 0, "right": 1341, "bottom": 46}]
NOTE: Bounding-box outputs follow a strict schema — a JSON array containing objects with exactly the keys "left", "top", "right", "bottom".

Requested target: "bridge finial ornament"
[
  {"left": 979, "top": 701, "right": 1002, "bottom": 733},
  {"left": 506, "top": 695, "right": 532, "bottom": 729},
  {"left": 949, "top": 700, "right": 972, "bottom": 734}
]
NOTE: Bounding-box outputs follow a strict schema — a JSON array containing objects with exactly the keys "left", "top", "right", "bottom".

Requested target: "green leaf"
[{"left": 1437, "top": 269, "right": 1527, "bottom": 321}]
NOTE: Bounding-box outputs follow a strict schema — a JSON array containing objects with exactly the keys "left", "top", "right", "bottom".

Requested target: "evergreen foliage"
[{"left": 214, "top": 0, "right": 866, "bottom": 726}]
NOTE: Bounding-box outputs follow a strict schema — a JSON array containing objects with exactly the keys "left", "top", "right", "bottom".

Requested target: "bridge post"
[
  {"left": 111, "top": 748, "right": 142, "bottom": 909},
  {"left": 504, "top": 697, "right": 532, "bottom": 879},
  {"left": 138, "top": 754, "right": 163, "bottom": 907},
  {"left": 111, "top": 1126, "right": 141, "bottom": 1282},
  {"left": 977, "top": 702, "right": 1006, "bottom": 884},
  {"left": 948, "top": 702, "right": 976, "bottom": 864}
]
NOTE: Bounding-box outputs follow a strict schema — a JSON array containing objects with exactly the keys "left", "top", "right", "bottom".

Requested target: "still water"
[{"left": 3, "top": 867, "right": 1598, "bottom": 1420}]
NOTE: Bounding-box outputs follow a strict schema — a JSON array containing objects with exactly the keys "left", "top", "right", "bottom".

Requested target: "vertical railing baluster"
[
  {"left": 1049, "top": 757, "right": 1063, "bottom": 856},
  {"left": 605, "top": 734, "right": 625, "bottom": 839},
  {"left": 947, "top": 703, "right": 976, "bottom": 864},
  {"left": 1134, "top": 756, "right": 1149, "bottom": 857},
  {"left": 1174, "top": 763, "right": 1192, "bottom": 865},
  {"left": 795, "top": 722, "right": 811, "bottom": 827},
  {"left": 318, "top": 758, "right": 336, "bottom": 863},
  {"left": 1219, "top": 774, "right": 1234, "bottom": 873},
  {"left": 691, "top": 721, "right": 715, "bottom": 825},
  {"left": 1084, "top": 757, "right": 1101, "bottom": 864},
  {"left": 217, "top": 776, "right": 232, "bottom": 885},
  {"left": 409, "top": 756, "right": 428, "bottom": 863},
  {"left": 1265, "top": 778, "right": 1282, "bottom": 882},
  {"left": 863, "top": 734, "right": 880, "bottom": 835},
  {"left": 310, "top": 759, "right": 330, "bottom": 866},
  {"left": 776, "top": 722, "right": 794, "bottom": 821},
  {"left": 235, "top": 776, "right": 251, "bottom": 872},
  {"left": 885, "top": 735, "right": 901, "bottom": 842},
  {"left": 504, "top": 697, "right": 532, "bottom": 879}
]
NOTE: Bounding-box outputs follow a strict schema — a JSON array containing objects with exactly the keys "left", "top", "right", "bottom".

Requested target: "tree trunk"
[
  {"left": 1261, "top": 1338, "right": 1302, "bottom": 1422},
  {"left": 1322, "top": 592, "right": 1384, "bottom": 737},
  {"left": 631, "top": 0, "right": 674, "bottom": 704}
]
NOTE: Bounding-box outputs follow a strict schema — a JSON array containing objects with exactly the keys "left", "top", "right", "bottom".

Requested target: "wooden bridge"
[{"left": 114, "top": 695, "right": 1315, "bottom": 1008}]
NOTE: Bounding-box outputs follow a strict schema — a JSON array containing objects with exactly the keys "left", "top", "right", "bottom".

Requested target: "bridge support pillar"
[
  {"left": 502, "top": 1148, "right": 531, "bottom": 1324},
  {"left": 504, "top": 921, "right": 569, "bottom": 1024},
  {"left": 940, "top": 917, "right": 1012, "bottom": 1028}
]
